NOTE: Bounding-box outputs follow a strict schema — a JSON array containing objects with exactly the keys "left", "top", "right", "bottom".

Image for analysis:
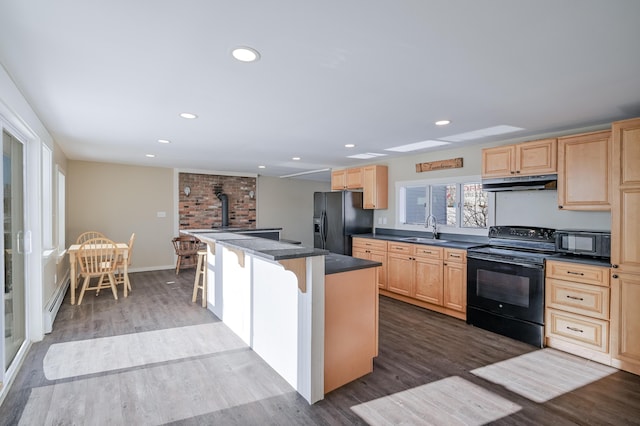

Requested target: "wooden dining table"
[{"left": 67, "top": 242, "right": 130, "bottom": 305}]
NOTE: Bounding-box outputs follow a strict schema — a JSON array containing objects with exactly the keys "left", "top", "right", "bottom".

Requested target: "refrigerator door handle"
[{"left": 321, "top": 210, "right": 327, "bottom": 249}]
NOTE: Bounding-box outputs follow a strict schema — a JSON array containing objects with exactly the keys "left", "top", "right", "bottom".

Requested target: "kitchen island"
[{"left": 186, "top": 230, "right": 381, "bottom": 404}]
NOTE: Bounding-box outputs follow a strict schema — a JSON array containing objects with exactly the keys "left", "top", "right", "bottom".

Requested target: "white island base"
[{"left": 197, "top": 235, "right": 379, "bottom": 404}]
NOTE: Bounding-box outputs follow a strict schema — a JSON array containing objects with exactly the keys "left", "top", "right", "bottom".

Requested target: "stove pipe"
[{"left": 216, "top": 191, "right": 229, "bottom": 227}]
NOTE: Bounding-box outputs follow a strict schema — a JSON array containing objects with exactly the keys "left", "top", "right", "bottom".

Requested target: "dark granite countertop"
[
  {"left": 187, "top": 231, "right": 328, "bottom": 261},
  {"left": 546, "top": 254, "right": 612, "bottom": 268},
  {"left": 353, "top": 233, "right": 485, "bottom": 250},
  {"left": 325, "top": 253, "right": 382, "bottom": 275}
]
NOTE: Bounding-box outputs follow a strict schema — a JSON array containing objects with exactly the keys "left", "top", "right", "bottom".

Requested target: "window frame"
[{"left": 395, "top": 175, "right": 494, "bottom": 236}]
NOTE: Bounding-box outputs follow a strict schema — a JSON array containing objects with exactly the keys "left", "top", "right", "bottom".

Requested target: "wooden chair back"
[
  {"left": 76, "top": 231, "right": 106, "bottom": 244},
  {"left": 172, "top": 235, "right": 201, "bottom": 256},
  {"left": 78, "top": 238, "right": 118, "bottom": 277}
]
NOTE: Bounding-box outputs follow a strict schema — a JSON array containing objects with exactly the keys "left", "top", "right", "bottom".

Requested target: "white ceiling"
[{"left": 1, "top": 1, "right": 639, "bottom": 181}]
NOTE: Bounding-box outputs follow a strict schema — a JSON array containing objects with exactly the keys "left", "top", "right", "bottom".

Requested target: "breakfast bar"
[{"left": 187, "top": 231, "right": 381, "bottom": 404}]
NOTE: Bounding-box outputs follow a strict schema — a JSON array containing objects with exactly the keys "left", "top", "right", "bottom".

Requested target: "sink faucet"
[{"left": 425, "top": 214, "right": 438, "bottom": 239}]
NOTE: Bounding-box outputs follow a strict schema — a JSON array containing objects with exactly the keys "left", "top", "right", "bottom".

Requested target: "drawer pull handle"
[
  {"left": 566, "top": 295, "right": 584, "bottom": 301},
  {"left": 567, "top": 271, "right": 585, "bottom": 276},
  {"left": 450, "top": 254, "right": 461, "bottom": 258},
  {"left": 566, "top": 326, "right": 584, "bottom": 333}
]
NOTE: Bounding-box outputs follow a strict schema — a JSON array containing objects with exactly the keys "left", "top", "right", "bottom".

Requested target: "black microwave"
[{"left": 555, "top": 230, "right": 611, "bottom": 258}]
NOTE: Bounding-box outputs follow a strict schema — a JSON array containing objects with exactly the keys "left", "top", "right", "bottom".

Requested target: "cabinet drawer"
[
  {"left": 352, "top": 238, "right": 387, "bottom": 252},
  {"left": 546, "top": 308, "right": 609, "bottom": 353},
  {"left": 546, "top": 278, "right": 610, "bottom": 319},
  {"left": 388, "top": 242, "right": 413, "bottom": 254},
  {"left": 546, "top": 260, "right": 610, "bottom": 287},
  {"left": 444, "top": 248, "right": 466, "bottom": 263},
  {"left": 414, "top": 245, "right": 442, "bottom": 259}
]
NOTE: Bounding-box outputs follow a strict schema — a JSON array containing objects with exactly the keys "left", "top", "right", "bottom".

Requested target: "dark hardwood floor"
[{"left": 1, "top": 268, "right": 639, "bottom": 425}]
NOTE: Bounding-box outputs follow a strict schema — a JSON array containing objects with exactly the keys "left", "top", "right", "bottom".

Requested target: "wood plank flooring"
[{"left": 1, "top": 269, "right": 640, "bottom": 425}]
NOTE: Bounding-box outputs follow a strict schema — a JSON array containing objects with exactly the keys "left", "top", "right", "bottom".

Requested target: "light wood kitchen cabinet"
[
  {"left": 352, "top": 237, "right": 387, "bottom": 289},
  {"left": 331, "top": 169, "right": 347, "bottom": 190},
  {"left": 413, "top": 246, "right": 444, "bottom": 305},
  {"left": 346, "top": 167, "right": 363, "bottom": 189},
  {"left": 386, "top": 242, "right": 414, "bottom": 296},
  {"left": 443, "top": 248, "right": 467, "bottom": 313},
  {"left": 557, "top": 130, "right": 611, "bottom": 211},
  {"left": 481, "top": 138, "right": 557, "bottom": 178},
  {"left": 610, "top": 272, "right": 640, "bottom": 375},
  {"left": 384, "top": 241, "right": 465, "bottom": 320},
  {"left": 362, "top": 165, "right": 388, "bottom": 209},
  {"left": 610, "top": 117, "right": 640, "bottom": 376},
  {"left": 331, "top": 164, "right": 388, "bottom": 209},
  {"left": 545, "top": 260, "right": 611, "bottom": 364},
  {"left": 331, "top": 168, "right": 363, "bottom": 190}
]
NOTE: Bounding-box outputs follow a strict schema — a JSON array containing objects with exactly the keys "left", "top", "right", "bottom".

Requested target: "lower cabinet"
[
  {"left": 611, "top": 271, "right": 640, "bottom": 375},
  {"left": 352, "top": 237, "right": 388, "bottom": 290},
  {"left": 385, "top": 241, "right": 466, "bottom": 320},
  {"left": 443, "top": 249, "right": 467, "bottom": 313},
  {"left": 545, "top": 260, "right": 612, "bottom": 364}
]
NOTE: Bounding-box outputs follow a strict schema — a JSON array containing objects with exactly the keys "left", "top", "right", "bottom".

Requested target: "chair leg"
[
  {"left": 108, "top": 273, "right": 118, "bottom": 300},
  {"left": 77, "top": 276, "right": 91, "bottom": 305},
  {"left": 175, "top": 255, "right": 181, "bottom": 275}
]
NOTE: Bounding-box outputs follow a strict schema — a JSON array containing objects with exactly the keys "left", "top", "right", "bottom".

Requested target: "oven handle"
[{"left": 467, "top": 254, "right": 544, "bottom": 269}]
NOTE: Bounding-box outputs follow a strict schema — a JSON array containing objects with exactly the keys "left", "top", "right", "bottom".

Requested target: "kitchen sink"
[{"left": 401, "top": 237, "right": 449, "bottom": 244}]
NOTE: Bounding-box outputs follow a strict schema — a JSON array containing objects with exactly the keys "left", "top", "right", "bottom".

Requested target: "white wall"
[{"left": 256, "top": 176, "right": 330, "bottom": 247}]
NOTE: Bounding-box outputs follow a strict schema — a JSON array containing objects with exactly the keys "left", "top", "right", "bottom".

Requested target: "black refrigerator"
[{"left": 313, "top": 191, "right": 373, "bottom": 255}]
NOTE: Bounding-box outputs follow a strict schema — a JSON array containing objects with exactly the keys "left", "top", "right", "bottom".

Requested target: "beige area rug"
[
  {"left": 22, "top": 348, "right": 294, "bottom": 425},
  {"left": 351, "top": 376, "right": 521, "bottom": 425},
  {"left": 471, "top": 348, "right": 616, "bottom": 403},
  {"left": 43, "top": 323, "right": 247, "bottom": 380}
]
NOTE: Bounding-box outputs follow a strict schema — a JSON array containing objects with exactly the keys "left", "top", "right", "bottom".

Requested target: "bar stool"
[{"left": 192, "top": 250, "right": 207, "bottom": 307}]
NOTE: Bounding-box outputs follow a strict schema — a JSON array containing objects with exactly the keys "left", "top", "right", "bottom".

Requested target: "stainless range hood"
[{"left": 482, "top": 174, "right": 557, "bottom": 192}]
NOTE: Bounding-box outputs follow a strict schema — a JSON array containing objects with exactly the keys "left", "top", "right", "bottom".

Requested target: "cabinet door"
[
  {"left": 443, "top": 260, "right": 466, "bottom": 313},
  {"left": 387, "top": 253, "right": 413, "bottom": 296},
  {"left": 515, "top": 138, "right": 557, "bottom": 176},
  {"left": 482, "top": 145, "right": 515, "bottom": 177},
  {"left": 346, "top": 167, "right": 363, "bottom": 189},
  {"left": 558, "top": 131, "right": 611, "bottom": 210},
  {"left": 363, "top": 165, "right": 388, "bottom": 209},
  {"left": 331, "top": 170, "right": 347, "bottom": 190},
  {"left": 352, "top": 246, "right": 368, "bottom": 260},
  {"left": 413, "top": 257, "right": 443, "bottom": 305},
  {"left": 369, "top": 249, "right": 387, "bottom": 289},
  {"left": 610, "top": 272, "right": 640, "bottom": 375},
  {"left": 612, "top": 118, "right": 640, "bottom": 275}
]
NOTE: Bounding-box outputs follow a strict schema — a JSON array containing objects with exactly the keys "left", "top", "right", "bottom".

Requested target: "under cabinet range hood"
[{"left": 482, "top": 174, "right": 558, "bottom": 192}]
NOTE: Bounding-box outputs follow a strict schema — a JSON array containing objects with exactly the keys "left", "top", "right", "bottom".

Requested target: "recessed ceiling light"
[
  {"left": 258, "top": 165, "right": 266, "bottom": 169},
  {"left": 435, "top": 120, "right": 451, "bottom": 126},
  {"left": 232, "top": 47, "right": 260, "bottom": 62},
  {"left": 345, "top": 144, "right": 356, "bottom": 148},
  {"left": 179, "top": 112, "right": 198, "bottom": 119},
  {"left": 385, "top": 140, "right": 450, "bottom": 152},
  {"left": 145, "top": 154, "right": 156, "bottom": 158},
  {"left": 158, "top": 139, "right": 171, "bottom": 144},
  {"left": 292, "top": 157, "right": 301, "bottom": 161}
]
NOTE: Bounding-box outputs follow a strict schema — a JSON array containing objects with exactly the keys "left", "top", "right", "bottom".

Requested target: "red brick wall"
[{"left": 178, "top": 173, "right": 256, "bottom": 229}]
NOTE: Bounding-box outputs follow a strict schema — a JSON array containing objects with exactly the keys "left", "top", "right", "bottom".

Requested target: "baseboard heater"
[{"left": 44, "top": 276, "right": 69, "bottom": 334}]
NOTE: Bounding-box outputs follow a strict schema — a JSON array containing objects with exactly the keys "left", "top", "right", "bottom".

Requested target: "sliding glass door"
[{"left": 3, "top": 130, "right": 26, "bottom": 370}]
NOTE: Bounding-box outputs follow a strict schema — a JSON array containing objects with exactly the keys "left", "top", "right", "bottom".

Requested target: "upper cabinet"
[
  {"left": 331, "top": 167, "right": 364, "bottom": 190},
  {"left": 482, "top": 138, "right": 557, "bottom": 178},
  {"left": 331, "top": 165, "right": 388, "bottom": 209},
  {"left": 362, "top": 165, "right": 388, "bottom": 209},
  {"left": 557, "top": 130, "right": 611, "bottom": 211}
]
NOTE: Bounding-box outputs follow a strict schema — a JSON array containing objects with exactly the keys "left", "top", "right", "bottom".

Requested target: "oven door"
[{"left": 467, "top": 255, "right": 544, "bottom": 324}]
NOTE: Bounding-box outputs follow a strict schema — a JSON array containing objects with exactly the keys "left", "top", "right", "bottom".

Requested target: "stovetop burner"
[{"left": 468, "top": 226, "right": 557, "bottom": 265}]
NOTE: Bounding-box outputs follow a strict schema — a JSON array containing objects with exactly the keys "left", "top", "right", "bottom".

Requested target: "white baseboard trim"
[{"left": 44, "top": 274, "right": 69, "bottom": 334}]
